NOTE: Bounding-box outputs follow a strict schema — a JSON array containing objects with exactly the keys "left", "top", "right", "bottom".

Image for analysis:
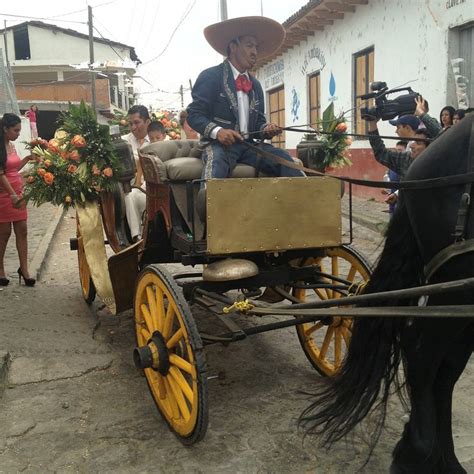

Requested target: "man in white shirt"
[
  {"left": 122, "top": 105, "right": 150, "bottom": 242},
  {"left": 187, "top": 16, "right": 304, "bottom": 180}
]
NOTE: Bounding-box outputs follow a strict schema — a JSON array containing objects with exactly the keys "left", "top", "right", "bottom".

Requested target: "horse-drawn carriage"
[{"left": 72, "top": 138, "right": 372, "bottom": 444}]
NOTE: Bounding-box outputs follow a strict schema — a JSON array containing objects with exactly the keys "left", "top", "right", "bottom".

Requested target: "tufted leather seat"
[{"left": 139, "top": 139, "right": 261, "bottom": 184}]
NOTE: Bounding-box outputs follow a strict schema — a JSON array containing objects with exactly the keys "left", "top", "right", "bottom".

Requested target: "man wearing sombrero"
[{"left": 187, "top": 16, "right": 304, "bottom": 180}]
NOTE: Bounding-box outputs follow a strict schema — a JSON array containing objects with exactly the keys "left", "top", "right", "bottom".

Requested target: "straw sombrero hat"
[{"left": 204, "top": 16, "right": 285, "bottom": 59}]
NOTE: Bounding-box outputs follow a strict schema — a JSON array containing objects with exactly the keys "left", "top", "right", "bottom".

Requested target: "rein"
[{"left": 243, "top": 141, "right": 474, "bottom": 191}]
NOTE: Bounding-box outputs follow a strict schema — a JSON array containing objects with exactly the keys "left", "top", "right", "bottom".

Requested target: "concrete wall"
[{"left": 256, "top": 0, "right": 473, "bottom": 198}]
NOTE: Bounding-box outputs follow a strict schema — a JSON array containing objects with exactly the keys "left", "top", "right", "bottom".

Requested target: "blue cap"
[{"left": 389, "top": 115, "right": 421, "bottom": 130}]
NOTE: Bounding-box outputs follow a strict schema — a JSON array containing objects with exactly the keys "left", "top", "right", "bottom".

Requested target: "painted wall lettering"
[
  {"left": 446, "top": 0, "right": 466, "bottom": 8},
  {"left": 300, "top": 46, "right": 326, "bottom": 75},
  {"left": 263, "top": 59, "right": 284, "bottom": 89}
]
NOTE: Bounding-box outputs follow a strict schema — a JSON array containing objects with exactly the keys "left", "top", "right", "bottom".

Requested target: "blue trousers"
[{"left": 201, "top": 141, "right": 305, "bottom": 180}]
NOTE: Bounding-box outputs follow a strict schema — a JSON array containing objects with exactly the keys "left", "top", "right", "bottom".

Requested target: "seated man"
[{"left": 187, "top": 16, "right": 304, "bottom": 180}]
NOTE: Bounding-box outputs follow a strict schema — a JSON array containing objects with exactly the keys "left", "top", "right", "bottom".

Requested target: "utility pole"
[
  {"left": 260, "top": 0, "right": 264, "bottom": 16},
  {"left": 88, "top": 6, "right": 97, "bottom": 111},
  {"left": 220, "top": 0, "right": 228, "bottom": 21},
  {"left": 3, "top": 20, "right": 10, "bottom": 68},
  {"left": 179, "top": 85, "right": 184, "bottom": 108}
]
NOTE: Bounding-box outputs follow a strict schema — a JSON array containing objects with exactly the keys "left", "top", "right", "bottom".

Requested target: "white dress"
[{"left": 122, "top": 133, "right": 149, "bottom": 240}]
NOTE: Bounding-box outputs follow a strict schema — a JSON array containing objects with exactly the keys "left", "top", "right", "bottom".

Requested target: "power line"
[
  {"left": 0, "top": 12, "right": 86, "bottom": 24},
  {"left": 141, "top": 0, "right": 196, "bottom": 65},
  {"left": 138, "top": 0, "right": 160, "bottom": 54},
  {"left": 93, "top": 25, "right": 125, "bottom": 61}
]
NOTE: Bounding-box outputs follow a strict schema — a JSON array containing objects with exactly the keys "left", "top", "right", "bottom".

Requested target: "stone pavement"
[
  {"left": 342, "top": 194, "right": 390, "bottom": 234},
  {"left": 3, "top": 203, "right": 64, "bottom": 281}
]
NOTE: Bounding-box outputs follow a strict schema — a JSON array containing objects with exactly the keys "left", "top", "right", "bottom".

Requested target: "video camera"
[{"left": 359, "top": 81, "right": 418, "bottom": 121}]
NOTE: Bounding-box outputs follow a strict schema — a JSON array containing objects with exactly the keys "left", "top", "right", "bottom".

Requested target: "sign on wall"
[
  {"left": 301, "top": 45, "right": 326, "bottom": 75},
  {"left": 263, "top": 59, "right": 284, "bottom": 89}
]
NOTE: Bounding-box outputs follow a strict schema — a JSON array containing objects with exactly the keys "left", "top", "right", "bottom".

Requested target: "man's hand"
[
  {"left": 385, "top": 192, "right": 398, "bottom": 205},
  {"left": 367, "top": 117, "right": 380, "bottom": 132},
  {"left": 216, "top": 129, "right": 243, "bottom": 146},
  {"left": 415, "top": 95, "right": 428, "bottom": 117},
  {"left": 263, "top": 123, "right": 282, "bottom": 138}
]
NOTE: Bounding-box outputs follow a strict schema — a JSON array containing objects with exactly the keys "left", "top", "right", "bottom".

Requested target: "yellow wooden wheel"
[
  {"left": 293, "top": 245, "right": 372, "bottom": 377},
  {"left": 134, "top": 264, "right": 208, "bottom": 444},
  {"left": 77, "top": 221, "right": 96, "bottom": 305}
]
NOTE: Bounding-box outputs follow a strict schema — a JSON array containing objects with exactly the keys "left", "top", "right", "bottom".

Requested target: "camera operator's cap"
[
  {"left": 389, "top": 115, "right": 421, "bottom": 130},
  {"left": 204, "top": 16, "right": 285, "bottom": 59}
]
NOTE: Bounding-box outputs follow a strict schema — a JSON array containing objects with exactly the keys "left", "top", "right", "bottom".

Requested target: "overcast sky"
[{"left": 1, "top": 0, "right": 309, "bottom": 111}]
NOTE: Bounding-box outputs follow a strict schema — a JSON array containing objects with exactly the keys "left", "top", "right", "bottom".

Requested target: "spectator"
[
  {"left": 382, "top": 141, "right": 406, "bottom": 218},
  {"left": 179, "top": 110, "right": 199, "bottom": 139},
  {"left": 148, "top": 121, "right": 167, "bottom": 143},
  {"left": 25, "top": 105, "right": 39, "bottom": 139},
  {"left": 414, "top": 95, "right": 443, "bottom": 138},
  {"left": 0, "top": 113, "right": 36, "bottom": 286},
  {"left": 122, "top": 105, "right": 150, "bottom": 242},
  {"left": 439, "top": 106, "right": 456, "bottom": 130},
  {"left": 453, "top": 109, "right": 466, "bottom": 124}
]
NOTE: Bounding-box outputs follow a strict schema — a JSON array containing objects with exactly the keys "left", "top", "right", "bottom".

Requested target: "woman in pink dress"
[
  {"left": 25, "top": 105, "right": 38, "bottom": 139},
  {"left": 0, "top": 113, "right": 36, "bottom": 286}
]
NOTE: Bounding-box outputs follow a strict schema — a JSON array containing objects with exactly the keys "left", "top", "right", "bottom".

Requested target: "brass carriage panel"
[{"left": 206, "top": 177, "right": 341, "bottom": 254}]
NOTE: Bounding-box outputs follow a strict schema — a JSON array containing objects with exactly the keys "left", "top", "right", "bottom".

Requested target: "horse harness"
[{"left": 244, "top": 119, "right": 474, "bottom": 281}]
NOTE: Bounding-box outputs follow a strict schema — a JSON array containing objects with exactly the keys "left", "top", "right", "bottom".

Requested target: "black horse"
[{"left": 301, "top": 114, "right": 474, "bottom": 473}]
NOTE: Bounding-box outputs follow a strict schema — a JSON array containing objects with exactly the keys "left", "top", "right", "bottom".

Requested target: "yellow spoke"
[
  {"left": 146, "top": 286, "right": 159, "bottom": 331},
  {"left": 146, "top": 369, "right": 166, "bottom": 399},
  {"left": 163, "top": 377, "right": 180, "bottom": 420},
  {"left": 166, "top": 328, "right": 184, "bottom": 349},
  {"left": 304, "top": 321, "right": 324, "bottom": 337},
  {"left": 315, "top": 288, "right": 328, "bottom": 300},
  {"left": 341, "top": 326, "right": 351, "bottom": 347},
  {"left": 162, "top": 304, "right": 175, "bottom": 340},
  {"left": 155, "top": 288, "right": 165, "bottom": 333},
  {"left": 140, "top": 327, "right": 151, "bottom": 343},
  {"left": 140, "top": 303, "right": 154, "bottom": 332},
  {"left": 169, "top": 366, "right": 194, "bottom": 404},
  {"left": 347, "top": 266, "right": 357, "bottom": 283},
  {"left": 167, "top": 375, "right": 191, "bottom": 420},
  {"left": 169, "top": 354, "right": 193, "bottom": 374},
  {"left": 334, "top": 331, "right": 342, "bottom": 367},
  {"left": 320, "top": 327, "right": 334, "bottom": 360}
]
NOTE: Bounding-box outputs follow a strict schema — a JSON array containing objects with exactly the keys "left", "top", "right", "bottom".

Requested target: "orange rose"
[
  {"left": 26, "top": 176, "right": 35, "bottom": 184},
  {"left": 119, "top": 119, "right": 127, "bottom": 126},
  {"left": 171, "top": 121, "right": 177, "bottom": 128},
  {"left": 48, "top": 139, "right": 60, "bottom": 153},
  {"left": 102, "top": 167, "right": 113, "bottom": 178},
  {"left": 92, "top": 164, "right": 101, "bottom": 176},
  {"left": 37, "top": 168, "right": 46, "bottom": 177},
  {"left": 67, "top": 164, "right": 77, "bottom": 173},
  {"left": 336, "top": 122, "right": 347, "bottom": 133},
  {"left": 60, "top": 151, "right": 68, "bottom": 160},
  {"left": 169, "top": 131, "right": 177, "bottom": 139},
  {"left": 44, "top": 159, "right": 52, "bottom": 168},
  {"left": 40, "top": 139, "right": 49, "bottom": 148},
  {"left": 43, "top": 172, "right": 54, "bottom": 185},
  {"left": 71, "top": 135, "right": 87, "bottom": 148},
  {"left": 345, "top": 137, "right": 353, "bottom": 146},
  {"left": 69, "top": 150, "right": 80, "bottom": 161}
]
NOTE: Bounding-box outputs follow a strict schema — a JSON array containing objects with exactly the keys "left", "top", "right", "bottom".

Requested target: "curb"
[
  {"left": 342, "top": 210, "right": 388, "bottom": 235},
  {"left": 30, "top": 206, "right": 66, "bottom": 281}
]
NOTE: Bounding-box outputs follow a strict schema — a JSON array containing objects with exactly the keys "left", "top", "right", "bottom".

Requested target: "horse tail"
[{"left": 300, "top": 202, "right": 424, "bottom": 449}]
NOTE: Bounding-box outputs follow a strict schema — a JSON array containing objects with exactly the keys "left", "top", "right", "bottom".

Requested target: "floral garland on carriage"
[{"left": 23, "top": 101, "right": 120, "bottom": 209}]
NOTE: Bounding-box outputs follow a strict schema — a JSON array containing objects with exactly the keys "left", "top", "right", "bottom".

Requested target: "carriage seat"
[{"left": 139, "top": 139, "right": 265, "bottom": 184}]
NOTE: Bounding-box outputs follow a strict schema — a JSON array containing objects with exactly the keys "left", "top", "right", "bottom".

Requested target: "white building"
[
  {"left": 255, "top": 0, "right": 473, "bottom": 197},
  {"left": 0, "top": 21, "right": 140, "bottom": 136}
]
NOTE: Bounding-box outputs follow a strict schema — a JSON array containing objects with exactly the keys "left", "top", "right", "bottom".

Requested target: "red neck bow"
[{"left": 235, "top": 74, "right": 252, "bottom": 94}]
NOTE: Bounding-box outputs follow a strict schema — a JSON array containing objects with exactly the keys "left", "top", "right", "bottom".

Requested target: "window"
[
  {"left": 353, "top": 47, "right": 374, "bottom": 136},
  {"left": 268, "top": 86, "right": 285, "bottom": 148},
  {"left": 309, "top": 72, "right": 321, "bottom": 128},
  {"left": 13, "top": 24, "right": 31, "bottom": 60}
]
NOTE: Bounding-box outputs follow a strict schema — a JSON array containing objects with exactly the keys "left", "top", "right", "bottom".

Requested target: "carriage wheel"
[
  {"left": 77, "top": 222, "right": 96, "bottom": 305},
  {"left": 134, "top": 264, "right": 208, "bottom": 445},
  {"left": 293, "top": 245, "right": 372, "bottom": 377}
]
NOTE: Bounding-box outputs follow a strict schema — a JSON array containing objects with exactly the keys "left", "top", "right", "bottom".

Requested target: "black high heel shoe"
[
  {"left": 0, "top": 277, "right": 9, "bottom": 286},
  {"left": 17, "top": 268, "right": 36, "bottom": 287}
]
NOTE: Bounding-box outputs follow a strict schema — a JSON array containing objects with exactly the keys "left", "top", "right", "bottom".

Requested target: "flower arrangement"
[
  {"left": 23, "top": 101, "right": 120, "bottom": 209},
  {"left": 303, "top": 103, "right": 352, "bottom": 170},
  {"left": 151, "top": 111, "right": 181, "bottom": 140},
  {"left": 108, "top": 108, "right": 129, "bottom": 136}
]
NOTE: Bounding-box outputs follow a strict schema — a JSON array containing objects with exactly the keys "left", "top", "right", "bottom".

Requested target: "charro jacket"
[{"left": 187, "top": 60, "right": 267, "bottom": 141}]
